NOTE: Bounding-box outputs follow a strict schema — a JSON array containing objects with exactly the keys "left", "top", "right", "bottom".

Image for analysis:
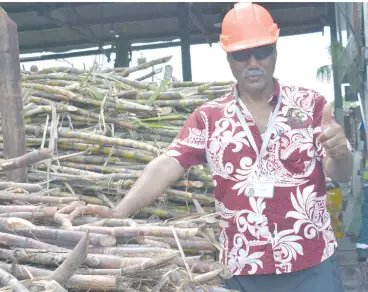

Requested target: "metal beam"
[
  {"left": 0, "top": 3, "right": 97, "bottom": 14},
  {"left": 2, "top": 2, "right": 324, "bottom": 15},
  {"left": 43, "top": 12, "right": 101, "bottom": 45},
  {"left": 18, "top": 20, "right": 323, "bottom": 54},
  {"left": 178, "top": 3, "right": 192, "bottom": 81},
  {"left": 20, "top": 37, "right": 222, "bottom": 63},
  {"left": 328, "top": 3, "right": 344, "bottom": 127},
  {"left": 20, "top": 48, "right": 108, "bottom": 62},
  {"left": 16, "top": 11, "right": 181, "bottom": 33},
  {"left": 65, "top": 6, "right": 99, "bottom": 42},
  {"left": 19, "top": 24, "right": 323, "bottom": 63},
  {"left": 189, "top": 3, "right": 212, "bottom": 46},
  {"left": 10, "top": 3, "right": 325, "bottom": 33}
]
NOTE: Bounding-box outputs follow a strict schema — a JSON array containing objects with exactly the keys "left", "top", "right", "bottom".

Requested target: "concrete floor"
[
  {"left": 337, "top": 177, "right": 368, "bottom": 291},
  {"left": 336, "top": 237, "right": 368, "bottom": 291}
]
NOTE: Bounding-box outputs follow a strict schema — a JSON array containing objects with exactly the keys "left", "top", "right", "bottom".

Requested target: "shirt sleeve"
[
  {"left": 312, "top": 93, "right": 352, "bottom": 160},
  {"left": 165, "top": 108, "right": 207, "bottom": 170}
]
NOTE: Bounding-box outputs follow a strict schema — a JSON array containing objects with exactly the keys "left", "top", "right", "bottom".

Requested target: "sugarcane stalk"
[
  {"left": 75, "top": 269, "right": 121, "bottom": 275},
  {"left": 68, "top": 204, "right": 113, "bottom": 223},
  {"left": 46, "top": 189, "right": 103, "bottom": 205},
  {"left": 110, "top": 56, "right": 172, "bottom": 76},
  {"left": 138, "top": 206, "right": 188, "bottom": 219},
  {"left": 194, "top": 287, "right": 238, "bottom": 292},
  {"left": 22, "top": 73, "right": 87, "bottom": 82},
  {"left": 0, "top": 232, "right": 69, "bottom": 251},
  {"left": 35, "top": 67, "right": 87, "bottom": 75},
  {"left": 22, "top": 102, "right": 36, "bottom": 112},
  {"left": 105, "top": 73, "right": 157, "bottom": 91},
  {"left": 136, "top": 91, "right": 181, "bottom": 100},
  {"left": 30, "top": 172, "right": 211, "bottom": 202},
  {"left": 55, "top": 143, "right": 155, "bottom": 163},
  {"left": 76, "top": 217, "right": 148, "bottom": 227},
  {"left": 23, "top": 83, "right": 78, "bottom": 99},
  {"left": 28, "top": 96, "right": 122, "bottom": 126},
  {"left": 0, "top": 205, "right": 57, "bottom": 214},
  {"left": 192, "top": 268, "right": 223, "bottom": 285},
  {"left": 0, "top": 182, "right": 43, "bottom": 192},
  {"left": 134, "top": 98, "right": 208, "bottom": 107},
  {"left": 114, "top": 89, "right": 138, "bottom": 99},
  {"left": 0, "top": 268, "right": 29, "bottom": 292},
  {"left": 144, "top": 236, "right": 216, "bottom": 251},
  {"left": 120, "top": 251, "right": 179, "bottom": 275},
  {"left": 73, "top": 225, "right": 199, "bottom": 240},
  {"left": 50, "top": 230, "right": 89, "bottom": 285},
  {"left": 23, "top": 104, "right": 78, "bottom": 118},
  {"left": 0, "top": 149, "right": 52, "bottom": 171},
  {"left": 0, "top": 217, "right": 36, "bottom": 231},
  {"left": 2, "top": 225, "right": 116, "bottom": 247},
  {"left": 143, "top": 128, "right": 179, "bottom": 138},
  {"left": 53, "top": 161, "right": 140, "bottom": 175},
  {"left": 30, "top": 90, "right": 153, "bottom": 118},
  {"left": 140, "top": 114, "right": 188, "bottom": 122},
  {"left": 52, "top": 154, "right": 125, "bottom": 165},
  {"left": 0, "top": 263, "right": 134, "bottom": 292},
  {"left": 135, "top": 67, "right": 163, "bottom": 81},
  {"left": 172, "top": 81, "right": 233, "bottom": 88},
  {"left": 88, "top": 246, "right": 172, "bottom": 258},
  {"left": 40, "top": 164, "right": 141, "bottom": 180},
  {"left": 165, "top": 189, "right": 213, "bottom": 203},
  {"left": 0, "top": 191, "right": 78, "bottom": 204},
  {"left": 0, "top": 248, "right": 149, "bottom": 270},
  {"left": 138, "top": 133, "right": 174, "bottom": 142},
  {"left": 0, "top": 212, "right": 55, "bottom": 221},
  {"left": 25, "top": 125, "right": 159, "bottom": 155},
  {"left": 29, "top": 79, "right": 75, "bottom": 87}
]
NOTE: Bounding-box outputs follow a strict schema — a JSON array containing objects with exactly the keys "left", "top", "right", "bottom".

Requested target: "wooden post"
[{"left": 0, "top": 8, "right": 27, "bottom": 182}]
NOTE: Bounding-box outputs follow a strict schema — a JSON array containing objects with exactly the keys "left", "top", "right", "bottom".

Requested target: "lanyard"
[{"left": 235, "top": 89, "right": 282, "bottom": 163}]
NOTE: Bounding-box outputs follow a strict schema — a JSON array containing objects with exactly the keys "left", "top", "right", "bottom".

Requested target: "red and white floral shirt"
[{"left": 166, "top": 80, "right": 339, "bottom": 276}]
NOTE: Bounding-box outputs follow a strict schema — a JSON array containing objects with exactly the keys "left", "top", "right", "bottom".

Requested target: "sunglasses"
[{"left": 231, "top": 44, "right": 275, "bottom": 62}]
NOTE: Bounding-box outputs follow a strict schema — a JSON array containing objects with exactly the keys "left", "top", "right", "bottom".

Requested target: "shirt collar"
[{"left": 232, "top": 78, "right": 280, "bottom": 104}]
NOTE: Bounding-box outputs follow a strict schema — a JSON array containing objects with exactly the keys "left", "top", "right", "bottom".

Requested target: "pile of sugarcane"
[
  {"left": 0, "top": 151, "right": 235, "bottom": 292},
  {"left": 0, "top": 55, "right": 235, "bottom": 220},
  {"left": 0, "top": 57, "right": 239, "bottom": 291}
]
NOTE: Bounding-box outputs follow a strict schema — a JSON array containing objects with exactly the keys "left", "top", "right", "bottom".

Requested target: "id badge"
[{"left": 246, "top": 180, "right": 274, "bottom": 199}]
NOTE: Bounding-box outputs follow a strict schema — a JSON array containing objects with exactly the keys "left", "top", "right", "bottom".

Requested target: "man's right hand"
[{"left": 111, "top": 154, "right": 185, "bottom": 219}]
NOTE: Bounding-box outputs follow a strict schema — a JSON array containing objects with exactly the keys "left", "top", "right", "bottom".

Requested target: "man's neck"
[{"left": 238, "top": 80, "right": 275, "bottom": 106}]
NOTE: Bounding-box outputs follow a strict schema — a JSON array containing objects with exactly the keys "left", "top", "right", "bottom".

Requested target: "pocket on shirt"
[{"left": 278, "top": 127, "right": 316, "bottom": 173}]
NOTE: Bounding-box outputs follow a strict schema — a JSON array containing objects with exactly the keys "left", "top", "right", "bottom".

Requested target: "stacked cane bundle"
[{"left": 0, "top": 56, "right": 236, "bottom": 292}]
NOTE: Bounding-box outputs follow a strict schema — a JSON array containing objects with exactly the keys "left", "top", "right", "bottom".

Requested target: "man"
[{"left": 110, "top": 2, "right": 353, "bottom": 291}]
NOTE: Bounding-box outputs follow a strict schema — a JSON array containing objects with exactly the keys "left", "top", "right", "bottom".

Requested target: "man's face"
[{"left": 227, "top": 44, "right": 277, "bottom": 92}]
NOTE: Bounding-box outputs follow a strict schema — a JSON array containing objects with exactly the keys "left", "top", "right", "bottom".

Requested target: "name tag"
[{"left": 246, "top": 180, "right": 274, "bottom": 199}]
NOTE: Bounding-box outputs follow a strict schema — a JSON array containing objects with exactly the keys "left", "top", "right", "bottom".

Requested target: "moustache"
[{"left": 243, "top": 69, "right": 265, "bottom": 78}]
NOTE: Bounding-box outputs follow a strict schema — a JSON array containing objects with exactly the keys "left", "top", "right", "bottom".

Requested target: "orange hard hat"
[{"left": 219, "top": 2, "right": 280, "bottom": 52}]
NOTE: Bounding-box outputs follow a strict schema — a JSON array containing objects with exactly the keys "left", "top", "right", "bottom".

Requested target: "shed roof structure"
[{"left": 2, "top": 2, "right": 329, "bottom": 55}]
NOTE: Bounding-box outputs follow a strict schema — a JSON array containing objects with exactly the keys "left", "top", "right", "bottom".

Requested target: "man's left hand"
[{"left": 318, "top": 103, "right": 349, "bottom": 160}]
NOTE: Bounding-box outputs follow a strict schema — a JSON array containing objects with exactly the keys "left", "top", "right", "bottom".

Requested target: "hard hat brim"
[{"left": 219, "top": 33, "right": 279, "bottom": 53}]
